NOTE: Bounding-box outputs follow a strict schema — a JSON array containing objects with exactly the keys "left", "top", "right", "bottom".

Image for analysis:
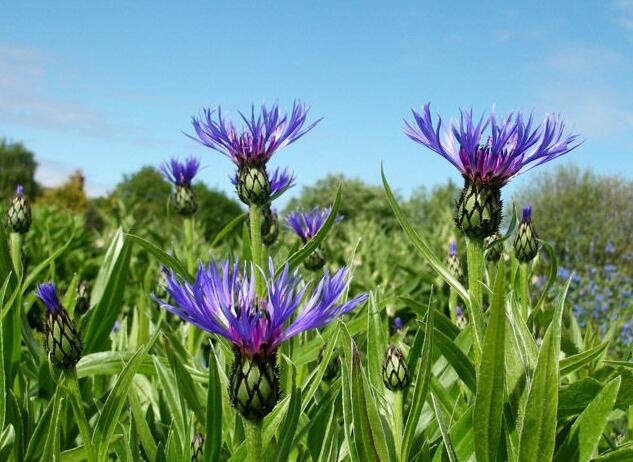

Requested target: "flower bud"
[
  {"left": 455, "top": 180, "right": 502, "bottom": 239},
  {"left": 37, "top": 283, "right": 82, "bottom": 370},
  {"left": 229, "top": 349, "right": 280, "bottom": 420},
  {"left": 174, "top": 185, "right": 198, "bottom": 216},
  {"left": 514, "top": 207, "right": 539, "bottom": 263},
  {"left": 304, "top": 247, "right": 326, "bottom": 272},
  {"left": 446, "top": 241, "right": 462, "bottom": 281},
  {"left": 455, "top": 305, "right": 468, "bottom": 329},
  {"left": 261, "top": 207, "right": 279, "bottom": 246},
  {"left": 74, "top": 281, "right": 91, "bottom": 314},
  {"left": 236, "top": 165, "right": 271, "bottom": 206},
  {"left": 382, "top": 345, "right": 410, "bottom": 391},
  {"left": 191, "top": 433, "right": 204, "bottom": 462},
  {"left": 6, "top": 185, "right": 31, "bottom": 234},
  {"left": 485, "top": 233, "right": 503, "bottom": 262}
]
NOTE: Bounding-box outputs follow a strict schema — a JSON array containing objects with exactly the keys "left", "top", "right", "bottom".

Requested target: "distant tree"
[
  {"left": 112, "top": 166, "right": 171, "bottom": 218},
  {"left": 513, "top": 164, "right": 633, "bottom": 276},
  {"left": 284, "top": 174, "right": 402, "bottom": 229},
  {"left": 0, "top": 139, "right": 40, "bottom": 200},
  {"left": 193, "top": 183, "right": 244, "bottom": 237},
  {"left": 37, "top": 170, "right": 90, "bottom": 213}
]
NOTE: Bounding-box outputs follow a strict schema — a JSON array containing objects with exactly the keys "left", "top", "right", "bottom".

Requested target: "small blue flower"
[
  {"left": 160, "top": 157, "right": 201, "bottom": 187},
  {"left": 36, "top": 282, "right": 63, "bottom": 313},
  {"left": 286, "top": 207, "right": 343, "bottom": 242}
]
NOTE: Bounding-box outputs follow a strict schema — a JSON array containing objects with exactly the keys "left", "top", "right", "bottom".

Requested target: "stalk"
[
  {"left": 183, "top": 217, "right": 198, "bottom": 355},
  {"left": 65, "top": 369, "right": 95, "bottom": 462},
  {"left": 448, "top": 287, "right": 457, "bottom": 323},
  {"left": 519, "top": 263, "right": 530, "bottom": 320},
  {"left": 6, "top": 232, "right": 23, "bottom": 381},
  {"left": 465, "top": 238, "right": 485, "bottom": 360},
  {"left": 243, "top": 418, "right": 263, "bottom": 462},
  {"left": 393, "top": 392, "right": 404, "bottom": 461},
  {"left": 249, "top": 205, "right": 264, "bottom": 294}
]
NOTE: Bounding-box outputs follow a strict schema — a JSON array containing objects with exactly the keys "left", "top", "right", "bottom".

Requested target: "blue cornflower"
[
  {"left": 160, "top": 157, "right": 202, "bottom": 215},
  {"left": 160, "top": 157, "right": 201, "bottom": 187},
  {"left": 156, "top": 258, "right": 367, "bottom": 357},
  {"left": 190, "top": 102, "right": 319, "bottom": 206},
  {"left": 404, "top": 103, "right": 580, "bottom": 187},
  {"left": 286, "top": 207, "right": 342, "bottom": 243}
]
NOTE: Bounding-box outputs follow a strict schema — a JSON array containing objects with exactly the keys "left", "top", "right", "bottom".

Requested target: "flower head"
[
  {"left": 190, "top": 101, "right": 320, "bottom": 167},
  {"left": 16, "top": 184, "right": 24, "bottom": 196},
  {"left": 286, "top": 207, "right": 342, "bottom": 242},
  {"left": 404, "top": 102, "right": 580, "bottom": 186},
  {"left": 160, "top": 157, "right": 201, "bottom": 187},
  {"left": 449, "top": 240, "right": 457, "bottom": 257},
  {"left": 522, "top": 205, "right": 532, "bottom": 221},
  {"left": 156, "top": 258, "right": 367, "bottom": 357},
  {"left": 230, "top": 166, "right": 295, "bottom": 198},
  {"left": 36, "top": 282, "right": 63, "bottom": 313},
  {"left": 6, "top": 183, "right": 31, "bottom": 234}
]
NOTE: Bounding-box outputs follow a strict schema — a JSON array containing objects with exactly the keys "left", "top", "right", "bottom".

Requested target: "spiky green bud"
[
  {"left": 382, "top": 345, "right": 410, "bottom": 391},
  {"left": 236, "top": 166, "right": 271, "bottom": 206},
  {"left": 455, "top": 180, "right": 502, "bottom": 239},
  {"left": 174, "top": 185, "right": 198, "bottom": 215},
  {"left": 304, "top": 247, "right": 326, "bottom": 272},
  {"left": 191, "top": 433, "right": 204, "bottom": 462},
  {"left": 6, "top": 185, "right": 31, "bottom": 234},
  {"left": 45, "top": 306, "right": 82, "bottom": 370},
  {"left": 446, "top": 241, "right": 462, "bottom": 281},
  {"left": 514, "top": 207, "right": 539, "bottom": 263},
  {"left": 261, "top": 207, "right": 279, "bottom": 246},
  {"left": 74, "top": 281, "right": 91, "bottom": 314},
  {"left": 229, "top": 350, "right": 280, "bottom": 420},
  {"left": 485, "top": 233, "right": 504, "bottom": 262}
]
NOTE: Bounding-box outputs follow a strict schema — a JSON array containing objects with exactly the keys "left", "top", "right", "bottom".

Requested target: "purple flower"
[
  {"left": 190, "top": 101, "right": 320, "bottom": 167},
  {"left": 286, "top": 207, "right": 342, "bottom": 242},
  {"left": 16, "top": 184, "right": 24, "bottom": 196},
  {"left": 449, "top": 240, "right": 457, "bottom": 256},
  {"left": 156, "top": 258, "right": 367, "bottom": 357},
  {"left": 404, "top": 103, "right": 580, "bottom": 186},
  {"left": 393, "top": 317, "right": 403, "bottom": 331},
  {"left": 160, "top": 157, "right": 201, "bottom": 187},
  {"left": 36, "top": 282, "right": 63, "bottom": 313},
  {"left": 522, "top": 206, "right": 532, "bottom": 221}
]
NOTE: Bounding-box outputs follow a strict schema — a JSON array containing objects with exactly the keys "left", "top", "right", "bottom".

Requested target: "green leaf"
[
  {"left": 434, "top": 328, "right": 476, "bottom": 393},
  {"left": 402, "top": 302, "right": 434, "bottom": 461},
  {"left": 274, "top": 383, "right": 302, "bottom": 462},
  {"left": 518, "top": 277, "right": 572, "bottom": 462},
  {"left": 431, "top": 392, "right": 458, "bottom": 462},
  {"left": 129, "top": 388, "right": 157, "bottom": 462},
  {"left": 165, "top": 343, "right": 205, "bottom": 426},
  {"left": 474, "top": 259, "right": 506, "bottom": 462},
  {"left": 591, "top": 444, "right": 633, "bottom": 461},
  {"left": 555, "top": 376, "right": 621, "bottom": 462},
  {"left": 0, "top": 318, "right": 4, "bottom": 430},
  {"left": 0, "top": 424, "right": 14, "bottom": 461},
  {"left": 382, "top": 165, "right": 469, "bottom": 304},
  {"left": 21, "top": 229, "right": 75, "bottom": 296},
  {"left": 284, "top": 185, "right": 342, "bottom": 272},
  {"left": 83, "top": 229, "right": 133, "bottom": 353},
  {"left": 560, "top": 341, "right": 609, "bottom": 376},
  {"left": 125, "top": 233, "right": 191, "bottom": 280},
  {"left": 204, "top": 346, "right": 222, "bottom": 462},
  {"left": 533, "top": 240, "right": 558, "bottom": 312},
  {"left": 41, "top": 389, "right": 63, "bottom": 462},
  {"left": 209, "top": 212, "right": 247, "bottom": 248},
  {"left": 316, "top": 406, "right": 339, "bottom": 462},
  {"left": 92, "top": 329, "right": 159, "bottom": 461}
]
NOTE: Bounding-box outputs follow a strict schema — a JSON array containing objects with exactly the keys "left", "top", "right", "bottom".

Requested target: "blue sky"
[{"left": 1, "top": 1, "right": 632, "bottom": 204}]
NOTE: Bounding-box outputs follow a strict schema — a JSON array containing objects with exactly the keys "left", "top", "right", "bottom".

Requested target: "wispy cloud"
[
  {"left": 35, "top": 157, "right": 111, "bottom": 198},
  {"left": 0, "top": 43, "right": 168, "bottom": 148},
  {"left": 613, "top": 0, "right": 633, "bottom": 35}
]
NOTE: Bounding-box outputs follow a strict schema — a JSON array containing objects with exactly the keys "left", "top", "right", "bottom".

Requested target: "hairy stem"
[
  {"left": 65, "top": 369, "right": 95, "bottom": 462},
  {"left": 243, "top": 418, "right": 263, "bottom": 462},
  {"left": 183, "top": 217, "right": 198, "bottom": 355},
  {"left": 520, "top": 263, "right": 530, "bottom": 320},
  {"left": 393, "top": 391, "right": 404, "bottom": 461},
  {"left": 249, "top": 205, "right": 264, "bottom": 294},
  {"left": 466, "top": 238, "right": 485, "bottom": 361}
]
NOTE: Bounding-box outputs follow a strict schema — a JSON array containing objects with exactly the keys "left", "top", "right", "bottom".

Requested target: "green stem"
[
  {"left": 183, "top": 217, "right": 198, "bottom": 355},
  {"left": 6, "top": 232, "right": 23, "bottom": 382},
  {"left": 249, "top": 205, "right": 264, "bottom": 294},
  {"left": 448, "top": 287, "right": 457, "bottom": 323},
  {"left": 393, "top": 391, "right": 404, "bottom": 461},
  {"left": 519, "top": 263, "right": 530, "bottom": 320},
  {"left": 9, "top": 232, "right": 23, "bottom": 280},
  {"left": 65, "top": 369, "right": 95, "bottom": 462},
  {"left": 243, "top": 418, "right": 263, "bottom": 462},
  {"left": 465, "top": 238, "right": 485, "bottom": 361}
]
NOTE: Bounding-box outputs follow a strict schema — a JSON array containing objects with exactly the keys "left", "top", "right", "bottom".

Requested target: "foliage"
[
  {"left": 37, "top": 170, "right": 90, "bottom": 213},
  {"left": 0, "top": 138, "right": 40, "bottom": 200}
]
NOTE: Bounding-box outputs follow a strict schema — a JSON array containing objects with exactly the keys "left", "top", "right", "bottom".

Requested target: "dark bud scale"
[
  {"left": 447, "top": 253, "right": 462, "bottom": 281},
  {"left": 317, "top": 346, "right": 339, "bottom": 381},
  {"left": 229, "top": 349, "right": 280, "bottom": 420},
  {"left": 455, "top": 179, "right": 502, "bottom": 240},
  {"left": 236, "top": 165, "right": 271, "bottom": 206},
  {"left": 174, "top": 185, "right": 198, "bottom": 216},
  {"left": 261, "top": 206, "right": 279, "bottom": 246},
  {"left": 304, "top": 247, "right": 326, "bottom": 272},
  {"left": 382, "top": 345, "right": 410, "bottom": 391},
  {"left": 190, "top": 433, "right": 204, "bottom": 462},
  {"left": 6, "top": 190, "right": 31, "bottom": 234},
  {"left": 485, "top": 233, "right": 504, "bottom": 262},
  {"left": 45, "top": 307, "right": 82, "bottom": 369},
  {"left": 514, "top": 213, "right": 539, "bottom": 263},
  {"left": 74, "top": 281, "right": 91, "bottom": 314}
]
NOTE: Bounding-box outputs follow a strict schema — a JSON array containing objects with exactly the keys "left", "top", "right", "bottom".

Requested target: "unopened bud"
[{"left": 382, "top": 345, "right": 410, "bottom": 391}]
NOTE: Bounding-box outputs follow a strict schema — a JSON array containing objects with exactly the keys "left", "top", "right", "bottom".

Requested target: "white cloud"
[{"left": 35, "top": 158, "right": 111, "bottom": 198}]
